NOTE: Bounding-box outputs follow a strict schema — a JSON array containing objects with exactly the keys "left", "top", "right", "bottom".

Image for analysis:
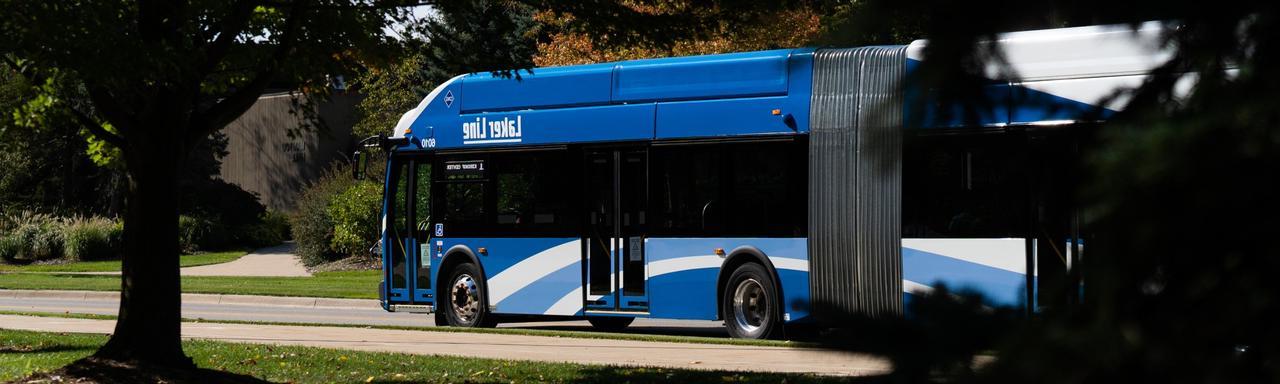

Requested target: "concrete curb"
[{"left": 0, "top": 289, "right": 379, "bottom": 310}]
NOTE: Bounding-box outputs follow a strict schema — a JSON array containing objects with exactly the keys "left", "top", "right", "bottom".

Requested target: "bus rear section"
[{"left": 373, "top": 22, "right": 1170, "bottom": 338}]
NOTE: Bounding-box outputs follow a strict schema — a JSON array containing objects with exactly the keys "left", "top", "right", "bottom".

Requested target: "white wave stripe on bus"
[
  {"left": 646, "top": 255, "right": 721, "bottom": 278},
  {"left": 648, "top": 255, "right": 809, "bottom": 278},
  {"left": 486, "top": 240, "right": 581, "bottom": 305},
  {"left": 769, "top": 257, "right": 809, "bottom": 272},
  {"left": 903, "top": 280, "right": 935, "bottom": 295},
  {"left": 901, "top": 238, "right": 1027, "bottom": 274},
  {"left": 546, "top": 286, "right": 583, "bottom": 316}
]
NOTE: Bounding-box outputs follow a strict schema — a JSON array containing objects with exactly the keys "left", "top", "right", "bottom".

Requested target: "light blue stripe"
[
  {"left": 495, "top": 261, "right": 580, "bottom": 315},
  {"left": 903, "top": 247, "right": 1027, "bottom": 307}
]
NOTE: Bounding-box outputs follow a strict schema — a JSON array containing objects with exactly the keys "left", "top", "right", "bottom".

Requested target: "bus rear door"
[{"left": 584, "top": 148, "right": 649, "bottom": 313}]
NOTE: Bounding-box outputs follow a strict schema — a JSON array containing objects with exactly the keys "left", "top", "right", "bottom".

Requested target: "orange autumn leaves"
[{"left": 532, "top": 4, "right": 822, "bottom": 67}]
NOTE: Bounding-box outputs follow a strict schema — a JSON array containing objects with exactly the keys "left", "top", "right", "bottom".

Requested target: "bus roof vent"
[{"left": 808, "top": 46, "right": 906, "bottom": 321}]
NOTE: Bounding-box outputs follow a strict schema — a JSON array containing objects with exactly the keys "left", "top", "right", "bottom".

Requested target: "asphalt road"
[{"left": 0, "top": 290, "right": 729, "bottom": 337}]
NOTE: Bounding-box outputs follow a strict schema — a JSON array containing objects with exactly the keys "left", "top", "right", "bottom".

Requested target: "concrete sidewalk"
[
  {"left": 0, "top": 314, "right": 890, "bottom": 376},
  {"left": 180, "top": 242, "right": 310, "bottom": 277},
  {"left": 0, "top": 289, "right": 375, "bottom": 309},
  {"left": 25, "top": 242, "right": 313, "bottom": 277}
]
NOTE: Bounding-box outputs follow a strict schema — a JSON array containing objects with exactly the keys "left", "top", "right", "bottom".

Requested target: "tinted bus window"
[
  {"left": 651, "top": 140, "right": 806, "bottom": 237},
  {"left": 492, "top": 151, "right": 573, "bottom": 232},
  {"left": 434, "top": 150, "right": 577, "bottom": 237},
  {"left": 902, "top": 133, "right": 1027, "bottom": 238}
]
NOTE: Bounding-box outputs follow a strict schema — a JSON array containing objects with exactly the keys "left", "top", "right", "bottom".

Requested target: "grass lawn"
[
  {"left": 0, "top": 270, "right": 380, "bottom": 299},
  {"left": 0, "top": 329, "right": 849, "bottom": 383},
  {"left": 0, "top": 250, "right": 247, "bottom": 273}
]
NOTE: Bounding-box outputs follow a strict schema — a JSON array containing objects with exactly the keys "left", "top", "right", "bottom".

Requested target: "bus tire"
[
  {"left": 442, "top": 262, "right": 496, "bottom": 328},
  {"left": 721, "top": 262, "right": 781, "bottom": 339},
  {"left": 587, "top": 316, "right": 634, "bottom": 332}
]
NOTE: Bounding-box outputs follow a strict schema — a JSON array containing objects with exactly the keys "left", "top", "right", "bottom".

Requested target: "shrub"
[
  {"left": 261, "top": 210, "right": 292, "bottom": 241},
  {"left": 63, "top": 216, "right": 122, "bottom": 261},
  {"left": 327, "top": 181, "right": 383, "bottom": 257},
  {"left": 238, "top": 211, "right": 292, "bottom": 249},
  {"left": 1, "top": 211, "right": 65, "bottom": 261},
  {"left": 178, "top": 214, "right": 231, "bottom": 253},
  {"left": 0, "top": 234, "right": 20, "bottom": 262},
  {"left": 291, "top": 165, "right": 355, "bottom": 266}
]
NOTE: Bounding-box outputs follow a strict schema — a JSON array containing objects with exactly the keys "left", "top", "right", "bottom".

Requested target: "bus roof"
[{"left": 391, "top": 22, "right": 1176, "bottom": 150}]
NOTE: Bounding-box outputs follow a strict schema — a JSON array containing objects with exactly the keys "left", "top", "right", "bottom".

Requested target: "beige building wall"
[{"left": 219, "top": 92, "right": 362, "bottom": 212}]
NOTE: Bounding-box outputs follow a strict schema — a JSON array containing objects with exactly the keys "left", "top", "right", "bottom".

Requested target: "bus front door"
[
  {"left": 385, "top": 156, "right": 434, "bottom": 307},
  {"left": 584, "top": 148, "right": 649, "bottom": 313}
]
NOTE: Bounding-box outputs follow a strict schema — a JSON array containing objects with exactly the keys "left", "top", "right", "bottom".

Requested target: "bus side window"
[
  {"left": 652, "top": 145, "right": 722, "bottom": 236},
  {"left": 492, "top": 151, "right": 572, "bottom": 231},
  {"left": 902, "top": 134, "right": 1026, "bottom": 238}
]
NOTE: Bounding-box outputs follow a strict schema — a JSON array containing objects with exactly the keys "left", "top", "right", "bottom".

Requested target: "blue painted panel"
[
  {"left": 460, "top": 64, "right": 615, "bottom": 113},
  {"left": 655, "top": 97, "right": 798, "bottom": 139},
  {"left": 904, "top": 58, "right": 1012, "bottom": 128},
  {"left": 614, "top": 50, "right": 791, "bottom": 102},
  {"left": 644, "top": 238, "right": 810, "bottom": 323},
  {"left": 649, "top": 269, "right": 720, "bottom": 320},
  {"left": 432, "top": 104, "right": 655, "bottom": 150},
  {"left": 902, "top": 247, "right": 1028, "bottom": 307},
  {"left": 786, "top": 49, "right": 815, "bottom": 134},
  {"left": 1009, "top": 85, "right": 1116, "bottom": 123},
  {"left": 497, "top": 261, "right": 582, "bottom": 315},
  {"left": 777, "top": 269, "right": 811, "bottom": 321},
  {"left": 430, "top": 237, "right": 577, "bottom": 288}
]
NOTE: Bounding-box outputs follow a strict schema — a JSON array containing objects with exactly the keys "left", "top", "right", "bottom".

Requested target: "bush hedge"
[
  {"left": 0, "top": 211, "right": 65, "bottom": 262},
  {"left": 290, "top": 161, "right": 384, "bottom": 267},
  {"left": 62, "top": 217, "right": 122, "bottom": 261},
  {"left": 328, "top": 181, "right": 382, "bottom": 257}
]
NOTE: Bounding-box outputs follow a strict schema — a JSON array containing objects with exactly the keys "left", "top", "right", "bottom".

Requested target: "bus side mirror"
[{"left": 353, "top": 149, "right": 368, "bottom": 180}]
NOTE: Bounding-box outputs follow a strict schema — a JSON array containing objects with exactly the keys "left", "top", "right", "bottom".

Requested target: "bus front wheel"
[
  {"left": 722, "top": 263, "right": 780, "bottom": 339},
  {"left": 443, "top": 263, "right": 495, "bottom": 328}
]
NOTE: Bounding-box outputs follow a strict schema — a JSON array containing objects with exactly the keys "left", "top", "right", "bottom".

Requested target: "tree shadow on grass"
[
  {"left": 17, "top": 357, "right": 273, "bottom": 384},
  {"left": 0, "top": 344, "right": 97, "bottom": 354}
]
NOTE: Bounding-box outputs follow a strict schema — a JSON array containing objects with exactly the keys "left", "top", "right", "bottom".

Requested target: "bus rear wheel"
[
  {"left": 587, "top": 316, "right": 634, "bottom": 332},
  {"left": 443, "top": 263, "right": 495, "bottom": 328},
  {"left": 722, "top": 263, "right": 780, "bottom": 339}
]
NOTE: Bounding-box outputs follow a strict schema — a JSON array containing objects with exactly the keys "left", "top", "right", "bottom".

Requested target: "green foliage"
[
  {"left": 61, "top": 217, "right": 121, "bottom": 261},
  {"left": 239, "top": 210, "right": 292, "bottom": 249},
  {"left": 820, "top": 1, "right": 1280, "bottom": 382},
  {"left": 351, "top": 53, "right": 429, "bottom": 138},
  {"left": 327, "top": 181, "right": 383, "bottom": 257},
  {"left": 0, "top": 211, "right": 65, "bottom": 261},
  {"left": 291, "top": 164, "right": 357, "bottom": 266},
  {"left": 178, "top": 215, "right": 230, "bottom": 254},
  {"left": 0, "top": 65, "right": 119, "bottom": 216},
  {"left": 352, "top": 1, "right": 538, "bottom": 138}
]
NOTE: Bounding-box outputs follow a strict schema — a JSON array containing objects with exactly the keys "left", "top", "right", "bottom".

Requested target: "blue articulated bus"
[{"left": 366, "top": 23, "right": 1170, "bottom": 338}]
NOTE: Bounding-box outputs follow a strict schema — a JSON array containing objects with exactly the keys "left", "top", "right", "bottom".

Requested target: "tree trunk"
[{"left": 94, "top": 119, "right": 193, "bottom": 368}]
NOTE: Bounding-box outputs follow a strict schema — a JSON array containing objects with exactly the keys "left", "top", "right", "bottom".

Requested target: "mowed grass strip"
[
  {"left": 0, "top": 250, "right": 247, "bottom": 273},
  {"left": 0, "top": 270, "right": 380, "bottom": 299},
  {"left": 0, "top": 329, "right": 848, "bottom": 383}
]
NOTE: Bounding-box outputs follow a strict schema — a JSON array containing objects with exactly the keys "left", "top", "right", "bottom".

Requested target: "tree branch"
[
  {"left": 188, "top": 0, "right": 311, "bottom": 144},
  {"left": 70, "top": 106, "right": 128, "bottom": 150},
  {"left": 84, "top": 85, "right": 140, "bottom": 136},
  {"left": 1, "top": 56, "right": 129, "bottom": 149},
  {"left": 198, "top": 1, "right": 258, "bottom": 78}
]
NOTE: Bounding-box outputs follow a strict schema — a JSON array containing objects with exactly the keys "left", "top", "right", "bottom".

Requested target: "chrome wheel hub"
[
  {"left": 450, "top": 274, "right": 480, "bottom": 323},
  {"left": 732, "top": 278, "right": 768, "bottom": 335}
]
